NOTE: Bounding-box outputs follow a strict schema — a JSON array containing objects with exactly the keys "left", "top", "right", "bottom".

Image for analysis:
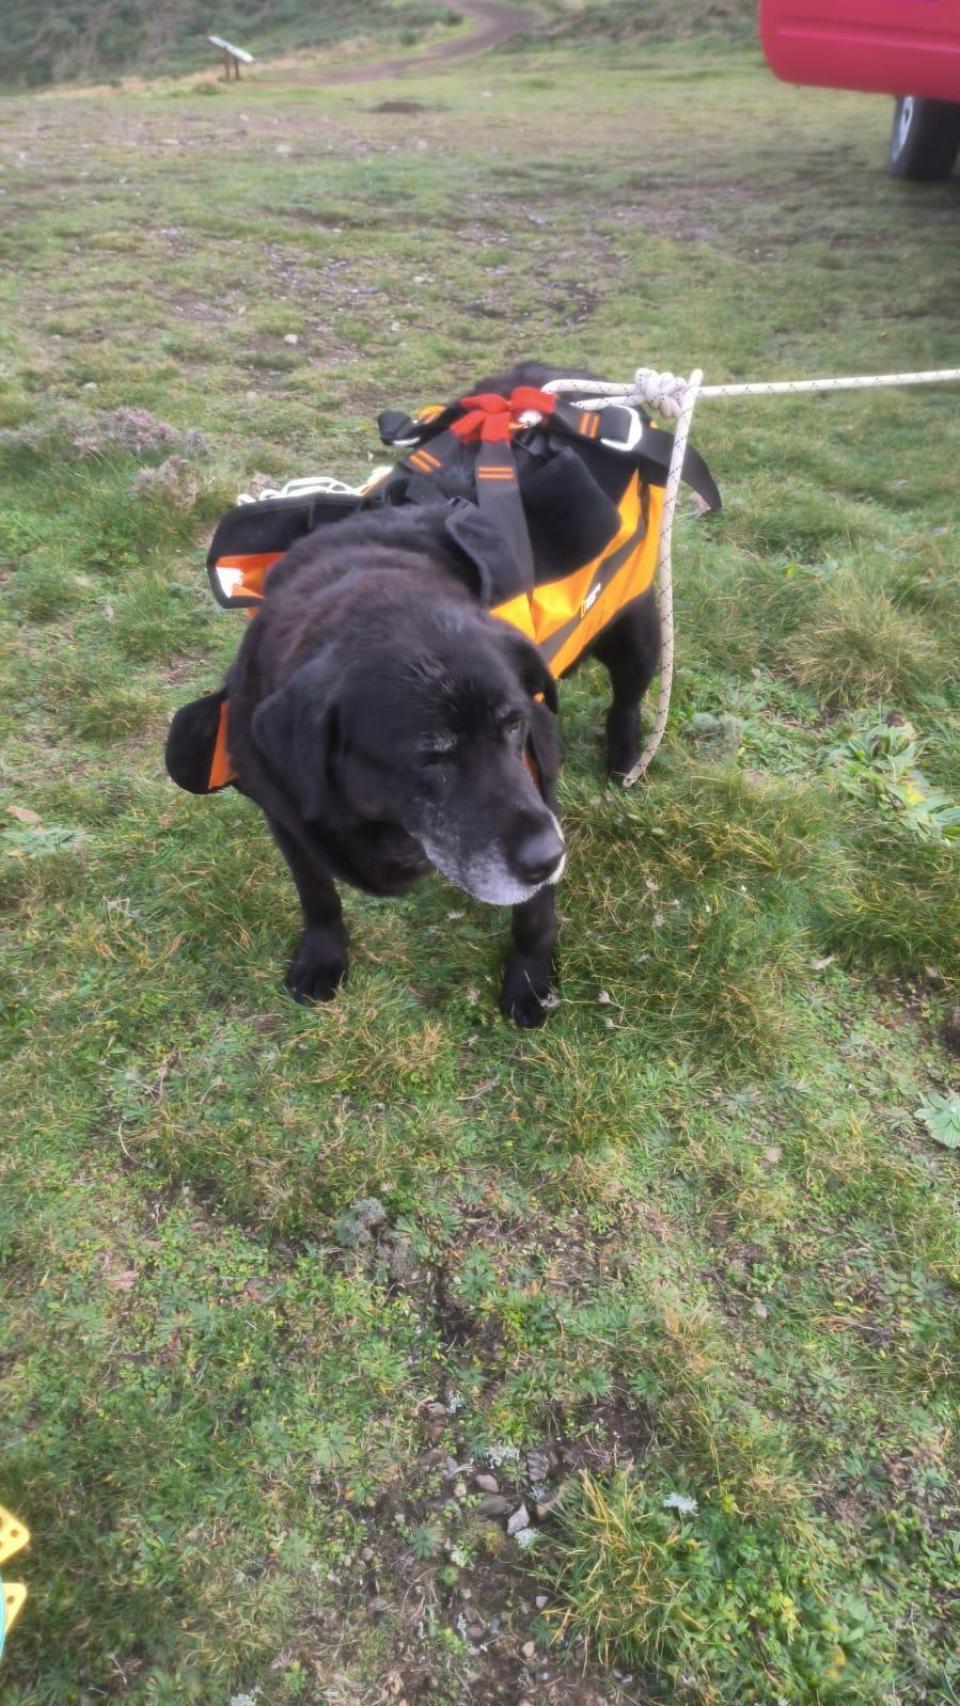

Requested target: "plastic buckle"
[{"left": 600, "top": 405, "right": 643, "bottom": 453}]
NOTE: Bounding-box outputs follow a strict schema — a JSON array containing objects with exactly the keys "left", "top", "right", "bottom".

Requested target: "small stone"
[
  {"left": 535, "top": 1595, "right": 548, "bottom": 1609},
  {"left": 522, "top": 1641, "right": 536, "bottom": 1659},
  {"left": 283, "top": 333, "right": 299, "bottom": 346},
  {"left": 507, "top": 1503, "right": 530, "bottom": 1535},
  {"left": 525, "top": 1450, "right": 550, "bottom": 1482},
  {"left": 763, "top": 1145, "right": 782, "bottom": 1165},
  {"left": 82, "top": 381, "right": 97, "bottom": 390},
  {"left": 474, "top": 1473, "right": 499, "bottom": 1494},
  {"left": 753, "top": 1300, "right": 769, "bottom": 1320},
  {"left": 478, "top": 1495, "right": 512, "bottom": 1519}
]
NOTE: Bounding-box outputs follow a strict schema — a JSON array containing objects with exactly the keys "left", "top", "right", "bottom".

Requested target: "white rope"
[
  {"left": 545, "top": 365, "right": 960, "bottom": 417},
  {"left": 700, "top": 368, "right": 960, "bottom": 399},
  {"left": 543, "top": 364, "right": 960, "bottom": 782},
  {"left": 624, "top": 368, "right": 701, "bottom": 786},
  {"left": 237, "top": 467, "right": 393, "bottom": 505}
]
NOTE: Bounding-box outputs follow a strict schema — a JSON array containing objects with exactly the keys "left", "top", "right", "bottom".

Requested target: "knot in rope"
[{"left": 628, "top": 367, "right": 689, "bottom": 420}]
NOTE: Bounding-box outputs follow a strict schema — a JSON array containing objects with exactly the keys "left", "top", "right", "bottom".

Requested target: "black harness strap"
[
  {"left": 635, "top": 424, "right": 721, "bottom": 514},
  {"left": 379, "top": 393, "right": 722, "bottom": 519}
]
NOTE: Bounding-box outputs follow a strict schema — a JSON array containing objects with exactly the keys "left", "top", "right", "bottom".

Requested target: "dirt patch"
[
  {"left": 942, "top": 1006, "right": 960, "bottom": 1056},
  {"left": 352, "top": 1441, "right": 634, "bottom": 1706},
  {"left": 553, "top": 1388, "right": 653, "bottom": 1476},
  {"left": 318, "top": 1201, "right": 651, "bottom": 1697},
  {"left": 370, "top": 98, "right": 433, "bottom": 113}
]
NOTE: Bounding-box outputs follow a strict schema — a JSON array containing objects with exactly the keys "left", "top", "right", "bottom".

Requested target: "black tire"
[{"left": 889, "top": 95, "right": 960, "bottom": 181}]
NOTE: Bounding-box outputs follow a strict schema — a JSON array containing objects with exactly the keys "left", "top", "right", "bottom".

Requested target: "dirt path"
[{"left": 273, "top": 0, "right": 540, "bottom": 86}]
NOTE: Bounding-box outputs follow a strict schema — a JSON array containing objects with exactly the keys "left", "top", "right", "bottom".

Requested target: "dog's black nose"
[{"left": 514, "top": 822, "right": 565, "bottom": 887}]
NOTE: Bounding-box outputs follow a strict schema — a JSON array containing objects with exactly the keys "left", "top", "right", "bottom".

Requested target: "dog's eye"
[{"left": 501, "top": 714, "right": 523, "bottom": 738}]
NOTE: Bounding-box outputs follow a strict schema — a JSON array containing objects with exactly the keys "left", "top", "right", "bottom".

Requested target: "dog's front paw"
[
  {"left": 500, "top": 953, "right": 557, "bottom": 1029},
  {"left": 286, "top": 925, "right": 349, "bottom": 1004}
]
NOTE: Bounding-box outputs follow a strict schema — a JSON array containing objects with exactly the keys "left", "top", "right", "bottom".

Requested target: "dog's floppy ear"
[
  {"left": 495, "top": 625, "right": 559, "bottom": 715},
  {"left": 526, "top": 697, "right": 560, "bottom": 801},
  {"left": 251, "top": 653, "right": 339, "bottom": 821}
]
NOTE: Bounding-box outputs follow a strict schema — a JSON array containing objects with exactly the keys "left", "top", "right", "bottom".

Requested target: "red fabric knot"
[{"left": 450, "top": 387, "right": 557, "bottom": 444}]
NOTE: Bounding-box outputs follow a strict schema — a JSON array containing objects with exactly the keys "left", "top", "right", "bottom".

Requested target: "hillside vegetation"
[
  {"left": 0, "top": 0, "right": 460, "bottom": 87},
  {"left": 526, "top": 0, "right": 756, "bottom": 45}
]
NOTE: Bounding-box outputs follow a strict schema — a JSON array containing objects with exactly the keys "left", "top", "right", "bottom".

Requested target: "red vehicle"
[{"left": 760, "top": 0, "right": 960, "bottom": 178}]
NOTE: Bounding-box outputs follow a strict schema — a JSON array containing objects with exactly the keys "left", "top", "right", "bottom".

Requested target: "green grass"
[{"left": 2, "top": 18, "right": 960, "bottom": 1705}]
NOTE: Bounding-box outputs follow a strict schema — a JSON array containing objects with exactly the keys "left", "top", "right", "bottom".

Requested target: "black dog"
[{"left": 185, "top": 363, "right": 664, "bottom": 1027}]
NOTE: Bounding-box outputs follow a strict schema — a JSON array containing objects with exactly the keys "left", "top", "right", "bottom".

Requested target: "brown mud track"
[{"left": 274, "top": 0, "right": 540, "bottom": 85}]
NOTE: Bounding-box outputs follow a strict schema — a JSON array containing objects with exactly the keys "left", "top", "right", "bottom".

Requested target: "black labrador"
[{"left": 211, "top": 363, "right": 660, "bottom": 1027}]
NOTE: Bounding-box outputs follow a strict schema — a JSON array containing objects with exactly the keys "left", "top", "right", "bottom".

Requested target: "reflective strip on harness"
[
  {"left": 212, "top": 552, "right": 283, "bottom": 606},
  {"left": 207, "top": 698, "right": 236, "bottom": 791},
  {"left": 490, "top": 475, "right": 661, "bottom": 678},
  {"left": 204, "top": 558, "right": 277, "bottom": 789}
]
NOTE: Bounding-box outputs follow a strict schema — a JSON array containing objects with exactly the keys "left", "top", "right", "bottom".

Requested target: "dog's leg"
[
  {"left": 265, "top": 814, "right": 349, "bottom": 1003},
  {"left": 589, "top": 589, "right": 661, "bottom": 778},
  {"left": 501, "top": 883, "right": 559, "bottom": 1029}
]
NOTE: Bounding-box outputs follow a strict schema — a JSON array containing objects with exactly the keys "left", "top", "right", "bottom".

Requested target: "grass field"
[{"left": 2, "top": 12, "right": 960, "bottom": 1703}]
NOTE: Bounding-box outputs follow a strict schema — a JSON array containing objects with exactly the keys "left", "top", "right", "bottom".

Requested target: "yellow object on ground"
[{"left": 0, "top": 1505, "right": 30, "bottom": 1650}]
